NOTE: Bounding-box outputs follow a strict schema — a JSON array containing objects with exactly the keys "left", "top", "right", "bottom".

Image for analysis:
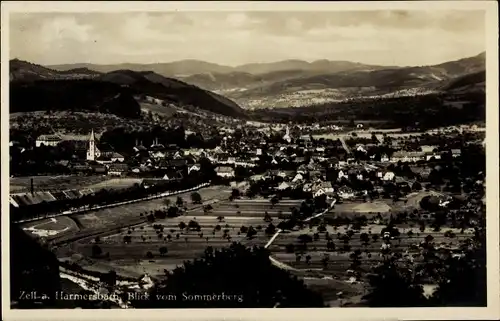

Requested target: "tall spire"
[{"left": 87, "top": 129, "right": 96, "bottom": 161}]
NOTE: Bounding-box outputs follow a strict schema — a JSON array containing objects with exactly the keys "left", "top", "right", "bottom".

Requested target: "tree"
[
  {"left": 412, "top": 181, "right": 422, "bottom": 191},
  {"left": 285, "top": 243, "right": 295, "bottom": 253},
  {"left": 317, "top": 224, "right": 327, "bottom": 233},
  {"left": 363, "top": 258, "right": 427, "bottom": 307},
  {"left": 265, "top": 223, "right": 276, "bottom": 235},
  {"left": 123, "top": 235, "right": 132, "bottom": 244},
  {"left": 231, "top": 189, "right": 241, "bottom": 199},
  {"left": 159, "top": 247, "right": 168, "bottom": 256},
  {"left": 188, "top": 220, "right": 201, "bottom": 231},
  {"left": 167, "top": 206, "right": 180, "bottom": 218},
  {"left": 246, "top": 226, "right": 257, "bottom": 239},
  {"left": 430, "top": 219, "right": 486, "bottom": 306},
  {"left": 146, "top": 251, "right": 154, "bottom": 259},
  {"left": 263, "top": 212, "right": 272, "bottom": 222},
  {"left": 131, "top": 243, "right": 325, "bottom": 308},
  {"left": 360, "top": 233, "right": 370, "bottom": 246},
  {"left": 178, "top": 221, "right": 186, "bottom": 230},
  {"left": 349, "top": 249, "right": 362, "bottom": 271},
  {"left": 191, "top": 192, "right": 202, "bottom": 204},
  {"left": 203, "top": 204, "right": 213, "bottom": 213},
  {"left": 326, "top": 240, "right": 335, "bottom": 251},
  {"left": 176, "top": 196, "right": 184, "bottom": 207},
  {"left": 217, "top": 216, "right": 224, "bottom": 222},
  {"left": 91, "top": 244, "right": 103, "bottom": 257},
  {"left": 297, "top": 234, "right": 313, "bottom": 247},
  {"left": 270, "top": 196, "right": 279, "bottom": 208},
  {"left": 163, "top": 199, "right": 171, "bottom": 207},
  {"left": 321, "top": 254, "right": 330, "bottom": 269}
]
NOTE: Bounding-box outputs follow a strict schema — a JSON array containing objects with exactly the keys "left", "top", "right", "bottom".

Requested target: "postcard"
[{"left": 1, "top": 1, "right": 499, "bottom": 320}]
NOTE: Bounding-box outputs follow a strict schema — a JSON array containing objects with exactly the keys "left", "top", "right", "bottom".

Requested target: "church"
[{"left": 86, "top": 130, "right": 125, "bottom": 164}]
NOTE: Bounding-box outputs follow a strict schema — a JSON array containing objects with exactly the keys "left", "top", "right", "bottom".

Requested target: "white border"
[{"left": 1, "top": 2, "right": 499, "bottom": 321}]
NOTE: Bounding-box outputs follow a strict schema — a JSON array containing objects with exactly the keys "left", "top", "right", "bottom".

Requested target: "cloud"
[{"left": 9, "top": 11, "right": 486, "bottom": 66}]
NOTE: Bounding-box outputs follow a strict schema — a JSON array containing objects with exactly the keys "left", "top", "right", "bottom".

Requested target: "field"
[
  {"left": 10, "top": 175, "right": 109, "bottom": 193},
  {"left": 19, "top": 190, "right": 476, "bottom": 306},
  {"left": 270, "top": 224, "right": 471, "bottom": 272},
  {"left": 21, "top": 216, "right": 79, "bottom": 238},
  {"left": 66, "top": 198, "right": 303, "bottom": 278},
  {"left": 71, "top": 185, "right": 232, "bottom": 229},
  {"left": 331, "top": 201, "right": 393, "bottom": 215},
  {"left": 268, "top": 222, "right": 472, "bottom": 306},
  {"left": 85, "top": 178, "right": 143, "bottom": 190}
]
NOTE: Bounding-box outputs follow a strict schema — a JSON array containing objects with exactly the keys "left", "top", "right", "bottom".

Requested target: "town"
[
  {"left": 6, "top": 7, "right": 491, "bottom": 313},
  {"left": 10, "top": 100, "right": 486, "bottom": 307}
]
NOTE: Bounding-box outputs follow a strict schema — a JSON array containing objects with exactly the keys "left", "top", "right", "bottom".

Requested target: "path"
[
  {"left": 338, "top": 137, "right": 351, "bottom": 154},
  {"left": 265, "top": 201, "right": 336, "bottom": 271}
]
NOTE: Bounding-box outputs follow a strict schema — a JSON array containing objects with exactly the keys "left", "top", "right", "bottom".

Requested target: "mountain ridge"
[{"left": 9, "top": 59, "right": 246, "bottom": 118}]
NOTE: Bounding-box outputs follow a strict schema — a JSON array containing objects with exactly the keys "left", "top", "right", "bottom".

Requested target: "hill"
[
  {"left": 49, "top": 60, "right": 233, "bottom": 77},
  {"left": 226, "top": 52, "right": 486, "bottom": 109},
  {"left": 441, "top": 70, "right": 486, "bottom": 94},
  {"left": 9, "top": 60, "right": 247, "bottom": 119},
  {"left": 10, "top": 59, "right": 99, "bottom": 81},
  {"left": 50, "top": 59, "right": 389, "bottom": 78}
]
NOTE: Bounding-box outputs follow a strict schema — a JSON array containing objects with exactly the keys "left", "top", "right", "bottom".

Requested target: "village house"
[
  {"left": 312, "top": 181, "right": 334, "bottom": 197},
  {"left": 188, "top": 164, "right": 201, "bottom": 175},
  {"left": 425, "top": 153, "right": 442, "bottom": 161},
  {"left": 377, "top": 171, "right": 395, "bottom": 181},
  {"left": 36, "top": 134, "right": 62, "bottom": 147},
  {"left": 355, "top": 144, "right": 367, "bottom": 153},
  {"left": 292, "top": 173, "right": 304, "bottom": 183},
  {"left": 390, "top": 151, "right": 425, "bottom": 163},
  {"left": 338, "top": 186, "right": 355, "bottom": 199},
  {"left": 215, "top": 166, "right": 235, "bottom": 178},
  {"left": 420, "top": 145, "right": 438, "bottom": 153},
  {"left": 451, "top": 149, "right": 462, "bottom": 158},
  {"left": 250, "top": 174, "right": 265, "bottom": 182},
  {"left": 107, "top": 163, "right": 129, "bottom": 176},
  {"left": 163, "top": 170, "right": 184, "bottom": 182},
  {"left": 338, "top": 170, "right": 348, "bottom": 181},
  {"left": 277, "top": 181, "right": 291, "bottom": 191}
]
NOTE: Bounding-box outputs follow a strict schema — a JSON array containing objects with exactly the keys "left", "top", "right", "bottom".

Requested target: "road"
[
  {"left": 265, "top": 201, "right": 336, "bottom": 270},
  {"left": 338, "top": 137, "right": 351, "bottom": 154}
]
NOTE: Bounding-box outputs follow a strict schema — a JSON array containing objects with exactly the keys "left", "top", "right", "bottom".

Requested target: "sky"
[{"left": 9, "top": 10, "right": 486, "bottom": 67}]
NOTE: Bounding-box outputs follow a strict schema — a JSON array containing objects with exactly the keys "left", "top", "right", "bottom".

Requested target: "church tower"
[
  {"left": 86, "top": 129, "right": 97, "bottom": 161},
  {"left": 283, "top": 125, "right": 291, "bottom": 143}
]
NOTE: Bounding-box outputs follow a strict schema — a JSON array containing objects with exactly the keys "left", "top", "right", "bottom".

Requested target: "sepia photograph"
[{"left": 1, "top": 1, "right": 499, "bottom": 320}]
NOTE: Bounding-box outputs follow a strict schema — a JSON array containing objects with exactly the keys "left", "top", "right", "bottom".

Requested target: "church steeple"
[
  {"left": 283, "top": 125, "right": 291, "bottom": 143},
  {"left": 86, "top": 129, "right": 97, "bottom": 161}
]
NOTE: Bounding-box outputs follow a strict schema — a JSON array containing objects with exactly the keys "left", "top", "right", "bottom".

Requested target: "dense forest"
[
  {"left": 10, "top": 72, "right": 247, "bottom": 119},
  {"left": 10, "top": 80, "right": 141, "bottom": 119}
]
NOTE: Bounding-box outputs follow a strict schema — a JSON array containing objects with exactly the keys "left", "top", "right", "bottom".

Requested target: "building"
[
  {"left": 283, "top": 126, "right": 292, "bottom": 143},
  {"left": 390, "top": 151, "right": 425, "bottom": 163},
  {"left": 86, "top": 130, "right": 125, "bottom": 164},
  {"left": 36, "top": 134, "right": 62, "bottom": 147},
  {"left": 188, "top": 164, "right": 201, "bottom": 175},
  {"left": 338, "top": 186, "right": 355, "bottom": 199},
  {"left": 215, "top": 166, "right": 235, "bottom": 178},
  {"left": 86, "top": 130, "right": 100, "bottom": 161},
  {"left": 383, "top": 171, "right": 395, "bottom": 181},
  {"left": 107, "top": 163, "right": 129, "bottom": 176},
  {"left": 451, "top": 149, "right": 462, "bottom": 158}
]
